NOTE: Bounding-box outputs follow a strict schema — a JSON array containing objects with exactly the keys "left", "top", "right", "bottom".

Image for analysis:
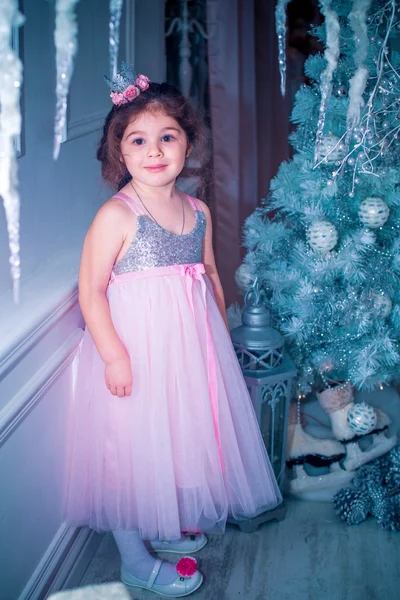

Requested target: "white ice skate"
[
  {"left": 317, "top": 384, "right": 397, "bottom": 472},
  {"left": 288, "top": 462, "right": 355, "bottom": 502},
  {"left": 286, "top": 415, "right": 354, "bottom": 501},
  {"left": 286, "top": 421, "right": 346, "bottom": 468}
]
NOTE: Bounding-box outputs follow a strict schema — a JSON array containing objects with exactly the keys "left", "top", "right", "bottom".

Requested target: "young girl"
[{"left": 64, "top": 64, "right": 282, "bottom": 597}]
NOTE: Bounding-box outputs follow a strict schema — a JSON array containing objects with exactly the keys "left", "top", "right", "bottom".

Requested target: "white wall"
[{"left": 0, "top": 1, "right": 166, "bottom": 598}]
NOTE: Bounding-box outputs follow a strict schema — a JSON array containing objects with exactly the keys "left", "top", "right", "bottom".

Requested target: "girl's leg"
[
  {"left": 112, "top": 530, "right": 177, "bottom": 584},
  {"left": 148, "top": 532, "right": 207, "bottom": 554}
]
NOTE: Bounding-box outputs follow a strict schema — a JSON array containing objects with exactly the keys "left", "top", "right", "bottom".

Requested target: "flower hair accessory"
[
  {"left": 104, "top": 62, "right": 150, "bottom": 106},
  {"left": 176, "top": 556, "right": 197, "bottom": 578}
]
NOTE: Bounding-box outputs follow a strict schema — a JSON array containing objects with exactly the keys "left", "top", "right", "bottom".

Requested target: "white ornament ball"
[
  {"left": 358, "top": 197, "right": 390, "bottom": 228},
  {"left": 235, "top": 263, "right": 255, "bottom": 293},
  {"left": 347, "top": 402, "right": 377, "bottom": 435},
  {"left": 317, "top": 133, "right": 346, "bottom": 164},
  {"left": 307, "top": 221, "right": 338, "bottom": 252},
  {"left": 371, "top": 290, "right": 392, "bottom": 318}
]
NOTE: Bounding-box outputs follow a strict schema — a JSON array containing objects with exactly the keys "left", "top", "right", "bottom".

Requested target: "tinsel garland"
[{"left": 333, "top": 446, "right": 400, "bottom": 531}]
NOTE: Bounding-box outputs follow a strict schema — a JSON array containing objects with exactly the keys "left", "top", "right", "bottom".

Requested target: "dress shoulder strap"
[
  {"left": 186, "top": 194, "right": 202, "bottom": 212},
  {"left": 113, "top": 191, "right": 145, "bottom": 216}
]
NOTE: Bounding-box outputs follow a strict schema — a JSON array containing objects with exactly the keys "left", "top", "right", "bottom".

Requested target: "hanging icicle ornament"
[
  {"left": 346, "top": 0, "right": 372, "bottom": 131},
  {"left": 322, "top": 1, "right": 399, "bottom": 187},
  {"left": 109, "top": 0, "right": 124, "bottom": 79},
  {"left": 53, "top": 0, "right": 80, "bottom": 161},
  {"left": 275, "top": 0, "right": 292, "bottom": 97},
  {"left": 0, "top": 1, "right": 25, "bottom": 303},
  {"left": 313, "top": 0, "right": 340, "bottom": 165}
]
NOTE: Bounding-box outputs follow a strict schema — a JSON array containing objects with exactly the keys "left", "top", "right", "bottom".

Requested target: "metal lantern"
[{"left": 229, "top": 279, "right": 297, "bottom": 531}]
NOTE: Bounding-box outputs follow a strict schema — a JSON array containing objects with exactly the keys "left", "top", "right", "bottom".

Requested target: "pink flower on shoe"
[
  {"left": 136, "top": 74, "right": 150, "bottom": 91},
  {"left": 111, "top": 91, "right": 127, "bottom": 106},
  {"left": 176, "top": 556, "right": 197, "bottom": 578},
  {"left": 124, "top": 85, "right": 140, "bottom": 101}
]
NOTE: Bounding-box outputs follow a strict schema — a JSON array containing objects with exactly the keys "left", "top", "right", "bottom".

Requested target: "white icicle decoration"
[
  {"left": 109, "top": 0, "right": 124, "bottom": 79},
  {"left": 53, "top": 0, "right": 80, "bottom": 160},
  {"left": 275, "top": 0, "right": 292, "bottom": 97},
  {"left": 314, "top": 0, "right": 340, "bottom": 164},
  {"left": 346, "top": 0, "right": 372, "bottom": 130},
  {"left": 0, "top": 1, "right": 24, "bottom": 303}
]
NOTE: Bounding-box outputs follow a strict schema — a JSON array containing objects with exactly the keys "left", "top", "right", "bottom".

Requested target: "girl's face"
[{"left": 120, "top": 109, "right": 190, "bottom": 188}]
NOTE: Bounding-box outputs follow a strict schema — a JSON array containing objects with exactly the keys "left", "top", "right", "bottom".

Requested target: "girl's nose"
[{"left": 147, "top": 143, "right": 163, "bottom": 158}]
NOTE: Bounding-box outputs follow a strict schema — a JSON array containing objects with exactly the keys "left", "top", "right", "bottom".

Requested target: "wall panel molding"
[
  {"left": 0, "top": 328, "right": 83, "bottom": 447},
  {"left": 0, "top": 287, "right": 79, "bottom": 381},
  {"left": 19, "top": 525, "right": 101, "bottom": 600},
  {"left": 66, "top": 111, "right": 107, "bottom": 143}
]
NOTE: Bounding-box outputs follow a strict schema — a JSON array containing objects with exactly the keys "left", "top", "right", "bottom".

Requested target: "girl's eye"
[
  {"left": 162, "top": 134, "right": 174, "bottom": 142},
  {"left": 132, "top": 138, "right": 145, "bottom": 145}
]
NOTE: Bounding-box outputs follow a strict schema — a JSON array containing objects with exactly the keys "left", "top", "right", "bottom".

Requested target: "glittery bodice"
[{"left": 112, "top": 193, "right": 206, "bottom": 275}]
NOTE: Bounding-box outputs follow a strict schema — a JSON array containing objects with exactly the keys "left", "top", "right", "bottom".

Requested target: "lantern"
[{"left": 229, "top": 279, "right": 297, "bottom": 531}]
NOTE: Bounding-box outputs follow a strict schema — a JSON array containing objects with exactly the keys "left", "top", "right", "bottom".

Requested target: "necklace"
[{"left": 129, "top": 180, "right": 185, "bottom": 235}]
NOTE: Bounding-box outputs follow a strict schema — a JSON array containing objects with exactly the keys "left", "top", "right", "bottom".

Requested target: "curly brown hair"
[{"left": 97, "top": 82, "right": 210, "bottom": 192}]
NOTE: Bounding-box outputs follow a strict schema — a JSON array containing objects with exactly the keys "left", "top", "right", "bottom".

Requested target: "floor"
[{"left": 77, "top": 497, "right": 400, "bottom": 600}]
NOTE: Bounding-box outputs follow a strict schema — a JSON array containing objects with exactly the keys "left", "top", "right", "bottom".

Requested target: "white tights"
[{"left": 112, "top": 530, "right": 177, "bottom": 584}]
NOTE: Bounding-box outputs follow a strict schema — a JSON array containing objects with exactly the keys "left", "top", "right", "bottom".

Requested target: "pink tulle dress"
[{"left": 64, "top": 192, "right": 282, "bottom": 540}]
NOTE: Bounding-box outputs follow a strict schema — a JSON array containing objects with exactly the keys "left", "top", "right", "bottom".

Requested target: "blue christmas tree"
[{"left": 240, "top": 0, "right": 400, "bottom": 398}]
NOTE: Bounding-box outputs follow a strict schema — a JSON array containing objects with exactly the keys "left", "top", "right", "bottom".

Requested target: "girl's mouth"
[{"left": 144, "top": 165, "right": 168, "bottom": 172}]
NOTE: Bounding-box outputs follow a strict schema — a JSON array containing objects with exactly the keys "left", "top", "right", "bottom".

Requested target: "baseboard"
[{"left": 19, "top": 525, "right": 102, "bottom": 600}]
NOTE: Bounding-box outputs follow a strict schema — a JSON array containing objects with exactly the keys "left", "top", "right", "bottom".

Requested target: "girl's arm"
[
  {"left": 200, "top": 200, "right": 230, "bottom": 332},
  {"left": 78, "top": 199, "right": 133, "bottom": 396}
]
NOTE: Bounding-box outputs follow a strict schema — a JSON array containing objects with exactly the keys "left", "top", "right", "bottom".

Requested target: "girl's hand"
[{"left": 105, "top": 358, "right": 133, "bottom": 397}]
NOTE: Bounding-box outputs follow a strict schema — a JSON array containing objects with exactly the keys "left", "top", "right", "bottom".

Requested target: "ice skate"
[
  {"left": 286, "top": 420, "right": 346, "bottom": 468},
  {"left": 286, "top": 405, "right": 354, "bottom": 501},
  {"left": 288, "top": 462, "right": 355, "bottom": 502},
  {"left": 317, "top": 383, "right": 397, "bottom": 471}
]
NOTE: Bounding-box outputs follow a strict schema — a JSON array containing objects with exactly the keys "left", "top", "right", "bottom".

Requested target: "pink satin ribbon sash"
[{"left": 110, "top": 263, "right": 224, "bottom": 470}]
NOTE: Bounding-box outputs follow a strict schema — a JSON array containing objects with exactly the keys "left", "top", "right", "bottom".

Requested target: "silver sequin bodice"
[{"left": 113, "top": 211, "right": 206, "bottom": 274}]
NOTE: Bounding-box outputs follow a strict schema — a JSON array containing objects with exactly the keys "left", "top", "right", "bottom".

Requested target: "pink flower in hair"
[
  {"left": 124, "top": 85, "right": 140, "bottom": 101},
  {"left": 136, "top": 74, "right": 150, "bottom": 91},
  {"left": 111, "top": 91, "right": 128, "bottom": 106}
]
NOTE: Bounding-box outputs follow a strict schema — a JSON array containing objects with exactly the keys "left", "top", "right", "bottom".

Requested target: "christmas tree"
[{"left": 240, "top": 0, "right": 400, "bottom": 399}]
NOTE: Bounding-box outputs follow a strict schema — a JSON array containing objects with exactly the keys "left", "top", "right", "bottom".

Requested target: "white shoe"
[
  {"left": 121, "top": 558, "right": 203, "bottom": 597},
  {"left": 148, "top": 533, "right": 208, "bottom": 554}
]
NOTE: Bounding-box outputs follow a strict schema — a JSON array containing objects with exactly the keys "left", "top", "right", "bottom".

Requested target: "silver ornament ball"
[
  {"left": 347, "top": 403, "right": 377, "bottom": 435},
  {"left": 235, "top": 263, "right": 255, "bottom": 293},
  {"left": 317, "top": 133, "right": 346, "bottom": 164},
  {"left": 358, "top": 197, "right": 390, "bottom": 228},
  {"left": 307, "top": 220, "right": 338, "bottom": 253}
]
